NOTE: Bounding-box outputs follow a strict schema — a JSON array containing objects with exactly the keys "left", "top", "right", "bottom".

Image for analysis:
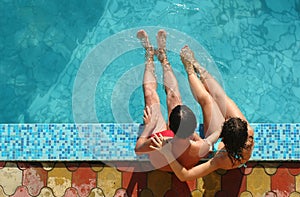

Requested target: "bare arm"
[
  {"left": 135, "top": 106, "right": 157, "bottom": 154},
  {"left": 166, "top": 151, "right": 218, "bottom": 181},
  {"left": 191, "top": 132, "right": 201, "bottom": 141},
  {"left": 150, "top": 134, "right": 219, "bottom": 181},
  {"left": 135, "top": 125, "right": 155, "bottom": 154}
]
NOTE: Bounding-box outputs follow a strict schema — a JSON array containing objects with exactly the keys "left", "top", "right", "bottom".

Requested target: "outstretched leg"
[
  {"left": 137, "top": 30, "right": 167, "bottom": 134},
  {"left": 180, "top": 46, "right": 224, "bottom": 144},
  {"left": 184, "top": 46, "right": 246, "bottom": 120},
  {"left": 156, "top": 29, "right": 182, "bottom": 119}
]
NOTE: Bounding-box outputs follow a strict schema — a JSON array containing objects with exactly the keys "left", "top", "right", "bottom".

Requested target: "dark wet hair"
[
  {"left": 220, "top": 117, "right": 248, "bottom": 163},
  {"left": 169, "top": 105, "right": 197, "bottom": 139}
]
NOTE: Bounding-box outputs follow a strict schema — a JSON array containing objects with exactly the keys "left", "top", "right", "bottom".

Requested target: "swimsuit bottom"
[{"left": 150, "top": 130, "right": 175, "bottom": 138}]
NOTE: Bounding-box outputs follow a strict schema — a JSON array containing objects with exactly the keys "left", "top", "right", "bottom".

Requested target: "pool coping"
[{"left": 0, "top": 123, "right": 299, "bottom": 161}]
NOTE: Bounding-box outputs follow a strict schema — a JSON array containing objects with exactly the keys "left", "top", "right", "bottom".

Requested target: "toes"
[
  {"left": 137, "top": 30, "right": 147, "bottom": 39},
  {"left": 157, "top": 29, "right": 167, "bottom": 37},
  {"left": 157, "top": 29, "right": 167, "bottom": 49},
  {"left": 180, "top": 46, "right": 193, "bottom": 59},
  {"left": 180, "top": 45, "right": 190, "bottom": 53},
  {"left": 137, "top": 30, "right": 153, "bottom": 50}
]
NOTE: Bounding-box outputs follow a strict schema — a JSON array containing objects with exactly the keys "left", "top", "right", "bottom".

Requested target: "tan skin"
[
  {"left": 134, "top": 30, "right": 223, "bottom": 171},
  {"left": 150, "top": 45, "right": 254, "bottom": 181},
  {"left": 150, "top": 130, "right": 254, "bottom": 181}
]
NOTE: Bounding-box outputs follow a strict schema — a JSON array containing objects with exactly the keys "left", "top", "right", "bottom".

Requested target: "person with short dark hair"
[
  {"left": 169, "top": 105, "right": 197, "bottom": 139},
  {"left": 150, "top": 46, "right": 254, "bottom": 181},
  {"left": 135, "top": 30, "right": 224, "bottom": 171}
]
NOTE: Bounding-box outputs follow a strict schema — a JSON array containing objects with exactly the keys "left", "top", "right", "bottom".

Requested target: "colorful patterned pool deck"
[{"left": 0, "top": 161, "right": 299, "bottom": 196}]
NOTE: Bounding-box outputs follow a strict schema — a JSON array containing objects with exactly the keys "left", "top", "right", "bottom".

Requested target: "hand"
[
  {"left": 143, "top": 106, "right": 158, "bottom": 130},
  {"left": 143, "top": 106, "right": 152, "bottom": 125},
  {"left": 139, "top": 106, "right": 158, "bottom": 138},
  {"left": 150, "top": 133, "right": 172, "bottom": 155}
]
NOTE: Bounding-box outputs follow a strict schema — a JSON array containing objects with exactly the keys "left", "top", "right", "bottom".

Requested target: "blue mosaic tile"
[
  {"left": 250, "top": 123, "right": 300, "bottom": 160},
  {"left": 0, "top": 123, "right": 299, "bottom": 161}
]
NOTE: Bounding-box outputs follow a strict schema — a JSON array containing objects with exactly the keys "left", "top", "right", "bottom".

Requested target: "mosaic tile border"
[{"left": 0, "top": 123, "right": 299, "bottom": 161}]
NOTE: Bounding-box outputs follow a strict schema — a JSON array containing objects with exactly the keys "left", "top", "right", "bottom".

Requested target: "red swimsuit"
[{"left": 150, "top": 130, "right": 175, "bottom": 137}]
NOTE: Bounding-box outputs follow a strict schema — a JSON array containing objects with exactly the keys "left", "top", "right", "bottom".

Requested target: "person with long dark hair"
[{"left": 150, "top": 46, "right": 254, "bottom": 181}]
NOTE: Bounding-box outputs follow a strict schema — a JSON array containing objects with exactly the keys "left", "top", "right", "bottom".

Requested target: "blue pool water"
[
  {"left": 1, "top": 0, "right": 300, "bottom": 124},
  {"left": 0, "top": 1, "right": 300, "bottom": 163}
]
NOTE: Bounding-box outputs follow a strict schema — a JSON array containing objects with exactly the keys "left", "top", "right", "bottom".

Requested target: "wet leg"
[
  {"left": 186, "top": 46, "right": 246, "bottom": 120},
  {"left": 180, "top": 46, "right": 224, "bottom": 143},
  {"left": 137, "top": 30, "right": 167, "bottom": 133},
  {"left": 156, "top": 29, "right": 182, "bottom": 119}
]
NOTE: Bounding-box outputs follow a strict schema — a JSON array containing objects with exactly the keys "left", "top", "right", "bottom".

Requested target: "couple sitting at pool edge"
[{"left": 134, "top": 29, "right": 254, "bottom": 181}]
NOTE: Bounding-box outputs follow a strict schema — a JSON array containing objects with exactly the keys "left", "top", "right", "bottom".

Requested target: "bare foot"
[
  {"left": 137, "top": 30, "right": 154, "bottom": 60},
  {"left": 180, "top": 45, "right": 196, "bottom": 75},
  {"left": 156, "top": 29, "right": 166, "bottom": 50},
  {"left": 156, "top": 29, "right": 168, "bottom": 64},
  {"left": 137, "top": 30, "right": 151, "bottom": 49}
]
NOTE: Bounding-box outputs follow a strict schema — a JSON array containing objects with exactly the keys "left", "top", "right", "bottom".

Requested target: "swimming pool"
[
  {"left": 0, "top": 0, "right": 299, "bottom": 166},
  {"left": 1, "top": 0, "right": 299, "bottom": 124}
]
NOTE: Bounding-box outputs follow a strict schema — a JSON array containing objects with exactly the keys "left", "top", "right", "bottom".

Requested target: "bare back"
[
  {"left": 149, "top": 136, "right": 210, "bottom": 171},
  {"left": 175, "top": 139, "right": 209, "bottom": 169}
]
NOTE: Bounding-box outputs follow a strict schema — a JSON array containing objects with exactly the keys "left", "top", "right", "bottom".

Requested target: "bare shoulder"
[
  {"left": 189, "top": 139, "right": 211, "bottom": 157},
  {"left": 213, "top": 149, "right": 248, "bottom": 170},
  {"left": 190, "top": 138, "right": 207, "bottom": 149},
  {"left": 190, "top": 132, "right": 202, "bottom": 141},
  {"left": 189, "top": 139, "right": 204, "bottom": 150},
  {"left": 211, "top": 150, "right": 232, "bottom": 170},
  {"left": 246, "top": 126, "right": 255, "bottom": 150}
]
